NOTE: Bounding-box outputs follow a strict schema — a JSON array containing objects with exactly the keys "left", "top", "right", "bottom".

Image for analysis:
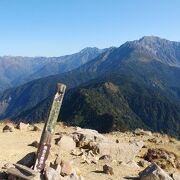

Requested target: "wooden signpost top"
[
  {"left": 34, "top": 83, "right": 66, "bottom": 172},
  {"left": 7, "top": 83, "right": 66, "bottom": 179}
]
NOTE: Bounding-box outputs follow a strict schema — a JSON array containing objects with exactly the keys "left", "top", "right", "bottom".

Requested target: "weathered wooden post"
[
  {"left": 34, "top": 83, "right": 66, "bottom": 172},
  {"left": 7, "top": 83, "right": 66, "bottom": 179}
]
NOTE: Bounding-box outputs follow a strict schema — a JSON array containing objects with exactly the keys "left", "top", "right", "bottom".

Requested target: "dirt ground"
[{"left": 0, "top": 123, "right": 179, "bottom": 180}]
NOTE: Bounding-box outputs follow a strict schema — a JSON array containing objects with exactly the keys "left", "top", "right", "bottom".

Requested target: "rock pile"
[
  {"left": 144, "top": 148, "right": 180, "bottom": 170},
  {"left": 0, "top": 123, "right": 179, "bottom": 180}
]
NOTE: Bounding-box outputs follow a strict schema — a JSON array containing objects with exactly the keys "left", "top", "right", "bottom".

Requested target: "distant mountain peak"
[
  {"left": 139, "top": 35, "right": 162, "bottom": 42},
  {"left": 79, "top": 47, "right": 101, "bottom": 54}
]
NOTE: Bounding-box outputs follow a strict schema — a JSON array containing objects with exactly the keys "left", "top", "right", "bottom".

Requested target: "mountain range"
[
  {"left": 0, "top": 36, "right": 180, "bottom": 138},
  {"left": 0, "top": 47, "right": 104, "bottom": 92}
]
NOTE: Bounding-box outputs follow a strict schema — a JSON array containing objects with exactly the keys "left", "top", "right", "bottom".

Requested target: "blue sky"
[{"left": 0, "top": 0, "right": 180, "bottom": 56}]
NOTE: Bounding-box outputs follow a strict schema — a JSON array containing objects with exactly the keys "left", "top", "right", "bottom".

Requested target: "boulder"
[
  {"left": 57, "top": 135, "right": 76, "bottom": 152},
  {"left": 2, "top": 124, "right": 14, "bottom": 132},
  {"left": 72, "top": 128, "right": 105, "bottom": 147},
  {"left": 93, "top": 140, "right": 144, "bottom": 163},
  {"left": 139, "top": 163, "right": 173, "bottom": 180}
]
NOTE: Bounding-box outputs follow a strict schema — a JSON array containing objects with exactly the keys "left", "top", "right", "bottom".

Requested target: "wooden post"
[{"left": 34, "top": 83, "right": 66, "bottom": 172}]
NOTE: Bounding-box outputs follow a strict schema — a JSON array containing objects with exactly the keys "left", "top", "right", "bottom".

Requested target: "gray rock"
[
  {"left": 72, "top": 128, "right": 105, "bottom": 147},
  {"left": 139, "top": 163, "right": 173, "bottom": 180},
  {"left": 17, "top": 122, "right": 29, "bottom": 130},
  {"left": 17, "top": 152, "right": 36, "bottom": 168},
  {"left": 93, "top": 140, "right": 144, "bottom": 163},
  {"left": 45, "top": 166, "right": 62, "bottom": 180},
  {"left": 61, "top": 161, "right": 74, "bottom": 176},
  {"left": 57, "top": 135, "right": 76, "bottom": 152}
]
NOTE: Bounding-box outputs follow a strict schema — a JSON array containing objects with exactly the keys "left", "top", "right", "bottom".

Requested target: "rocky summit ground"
[{"left": 0, "top": 122, "right": 180, "bottom": 180}]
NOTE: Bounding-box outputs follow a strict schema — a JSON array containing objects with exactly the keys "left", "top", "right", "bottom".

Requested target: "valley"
[{"left": 0, "top": 36, "right": 180, "bottom": 139}]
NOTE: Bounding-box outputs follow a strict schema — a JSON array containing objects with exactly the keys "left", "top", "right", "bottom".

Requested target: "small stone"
[
  {"left": 32, "top": 125, "right": 41, "bottom": 131},
  {"left": 138, "top": 160, "right": 151, "bottom": 167},
  {"left": 3, "top": 163, "right": 14, "bottom": 169},
  {"left": 3, "top": 124, "right": 14, "bottom": 132},
  {"left": 61, "top": 160, "right": 74, "bottom": 176},
  {"left": 71, "top": 149, "right": 83, "bottom": 156},
  {"left": 29, "top": 141, "right": 39, "bottom": 148},
  {"left": 17, "top": 122, "right": 29, "bottom": 130},
  {"left": 99, "top": 155, "right": 112, "bottom": 161},
  {"left": 116, "top": 139, "right": 119, "bottom": 143},
  {"left": 103, "top": 164, "right": 114, "bottom": 175},
  {"left": 122, "top": 161, "right": 140, "bottom": 169}
]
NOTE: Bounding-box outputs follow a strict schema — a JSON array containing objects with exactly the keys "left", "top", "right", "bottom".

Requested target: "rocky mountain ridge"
[
  {"left": 0, "top": 47, "right": 105, "bottom": 92},
  {"left": 0, "top": 36, "right": 180, "bottom": 139}
]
